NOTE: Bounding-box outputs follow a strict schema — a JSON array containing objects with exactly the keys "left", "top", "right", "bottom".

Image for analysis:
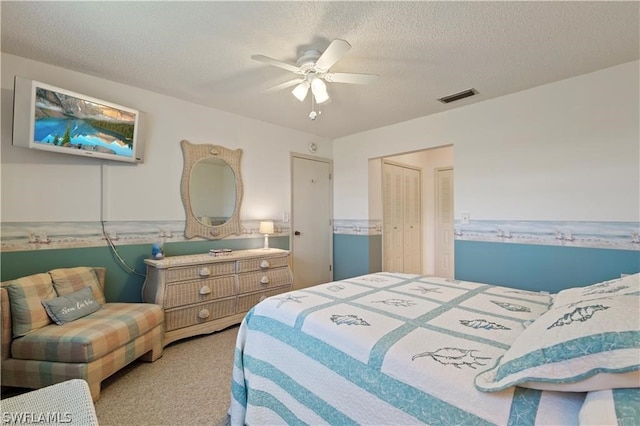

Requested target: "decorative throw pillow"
[
  {"left": 41, "top": 286, "right": 101, "bottom": 325},
  {"left": 49, "top": 267, "right": 105, "bottom": 304},
  {"left": 553, "top": 273, "right": 640, "bottom": 307},
  {"left": 475, "top": 294, "right": 640, "bottom": 392},
  {"left": 3, "top": 273, "right": 57, "bottom": 336}
]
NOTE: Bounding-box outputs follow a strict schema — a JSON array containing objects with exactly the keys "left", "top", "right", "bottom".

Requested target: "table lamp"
[{"left": 259, "top": 221, "right": 275, "bottom": 250}]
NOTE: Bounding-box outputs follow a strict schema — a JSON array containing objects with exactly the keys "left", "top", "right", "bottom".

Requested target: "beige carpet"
[{"left": 94, "top": 325, "right": 239, "bottom": 426}]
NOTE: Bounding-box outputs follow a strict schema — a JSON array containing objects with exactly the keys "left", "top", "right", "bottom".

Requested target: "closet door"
[
  {"left": 383, "top": 162, "right": 404, "bottom": 272},
  {"left": 383, "top": 161, "right": 422, "bottom": 274},
  {"left": 403, "top": 167, "right": 422, "bottom": 274}
]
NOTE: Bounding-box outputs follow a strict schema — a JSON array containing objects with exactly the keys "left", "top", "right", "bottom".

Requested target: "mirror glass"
[
  {"left": 180, "top": 140, "right": 243, "bottom": 239},
  {"left": 190, "top": 157, "right": 236, "bottom": 226}
]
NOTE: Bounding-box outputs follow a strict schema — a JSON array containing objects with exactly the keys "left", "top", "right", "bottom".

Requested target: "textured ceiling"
[{"left": 1, "top": 1, "right": 638, "bottom": 139}]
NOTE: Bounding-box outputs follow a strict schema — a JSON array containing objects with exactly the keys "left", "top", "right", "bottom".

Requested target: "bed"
[{"left": 230, "top": 272, "right": 639, "bottom": 425}]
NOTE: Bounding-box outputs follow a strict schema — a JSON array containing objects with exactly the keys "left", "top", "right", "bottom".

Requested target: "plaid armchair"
[{"left": 1, "top": 267, "right": 164, "bottom": 401}]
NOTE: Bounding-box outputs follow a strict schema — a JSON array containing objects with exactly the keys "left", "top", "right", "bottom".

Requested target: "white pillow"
[
  {"left": 552, "top": 273, "right": 639, "bottom": 307},
  {"left": 475, "top": 294, "right": 640, "bottom": 392}
]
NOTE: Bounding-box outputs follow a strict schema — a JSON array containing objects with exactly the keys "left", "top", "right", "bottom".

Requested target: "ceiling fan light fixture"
[
  {"left": 292, "top": 81, "right": 310, "bottom": 102},
  {"left": 310, "top": 77, "right": 330, "bottom": 104},
  {"left": 253, "top": 38, "right": 376, "bottom": 110},
  {"left": 313, "top": 89, "right": 330, "bottom": 104}
]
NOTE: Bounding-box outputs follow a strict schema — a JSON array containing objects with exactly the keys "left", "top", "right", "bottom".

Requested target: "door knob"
[{"left": 294, "top": 231, "right": 301, "bottom": 236}]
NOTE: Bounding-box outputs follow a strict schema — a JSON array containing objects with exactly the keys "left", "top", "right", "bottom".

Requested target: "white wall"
[
  {"left": 1, "top": 53, "right": 333, "bottom": 223},
  {"left": 334, "top": 61, "right": 640, "bottom": 223}
]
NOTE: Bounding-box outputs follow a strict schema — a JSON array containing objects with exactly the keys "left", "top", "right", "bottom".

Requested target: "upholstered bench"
[{"left": 1, "top": 267, "right": 164, "bottom": 401}]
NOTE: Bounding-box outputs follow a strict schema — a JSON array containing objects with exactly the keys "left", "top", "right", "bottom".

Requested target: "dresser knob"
[
  {"left": 199, "top": 285, "right": 212, "bottom": 295},
  {"left": 260, "top": 275, "right": 270, "bottom": 285},
  {"left": 198, "top": 309, "right": 210, "bottom": 319},
  {"left": 260, "top": 260, "right": 270, "bottom": 269},
  {"left": 199, "top": 267, "right": 211, "bottom": 277}
]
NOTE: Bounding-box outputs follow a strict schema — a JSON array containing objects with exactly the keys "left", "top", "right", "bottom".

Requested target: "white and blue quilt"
[{"left": 230, "top": 273, "right": 586, "bottom": 425}]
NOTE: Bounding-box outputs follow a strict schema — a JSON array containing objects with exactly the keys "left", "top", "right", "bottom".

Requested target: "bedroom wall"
[
  {"left": 333, "top": 60, "right": 640, "bottom": 291},
  {"left": 2, "top": 54, "right": 639, "bottom": 296},
  {"left": 0, "top": 52, "right": 331, "bottom": 300}
]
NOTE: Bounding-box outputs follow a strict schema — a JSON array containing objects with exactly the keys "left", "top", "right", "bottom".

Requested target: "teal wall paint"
[
  {"left": 455, "top": 240, "right": 640, "bottom": 292},
  {"left": 0, "top": 236, "right": 289, "bottom": 302},
  {"left": 333, "top": 234, "right": 382, "bottom": 281},
  {"left": 368, "top": 234, "right": 382, "bottom": 274},
  {"left": 8, "top": 234, "right": 635, "bottom": 301}
]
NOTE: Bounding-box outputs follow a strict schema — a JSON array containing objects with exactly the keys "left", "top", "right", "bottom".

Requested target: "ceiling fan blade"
[
  {"left": 266, "top": 78, "right": 304, "bottom": 92},
  {"left": 314, "top": 39, "right": 351, "bottom": 71},
  {"left": 251, "top": 54, "right": 301, "bottom": 73},
  {"left": 323, "top": 72, "right": 379, "bottom": 84}
]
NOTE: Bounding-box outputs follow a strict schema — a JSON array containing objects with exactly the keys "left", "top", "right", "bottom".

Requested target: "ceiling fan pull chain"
[{"left": 309, "top": 93, "right": 319, "bottom": 120}]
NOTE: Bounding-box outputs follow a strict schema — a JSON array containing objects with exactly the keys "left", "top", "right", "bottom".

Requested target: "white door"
[
  {"left": 403, "top": 167, "right": 422, "bottom": 274},
  {"left": 435, "top": 167, "right": 454, "bottom": 278},
  {"left": 383, "top": 162, "right": 404, "bottom": 272},
  {"left": 291, "top": 154, "right": 333, "bottom": 289},
  {"left": 382, "top": 161, "right": 422, "bottom": 273}
]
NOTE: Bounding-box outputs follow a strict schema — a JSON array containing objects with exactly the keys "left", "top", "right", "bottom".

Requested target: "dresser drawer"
[
  {"left": 164, "top": 275, "right": 236, "bottom": 309},
  {"left": 164, "top": 297, "right": 236, "bottom": 331},
  {"left": 236, "top": 254, "right": 289, "bottom": 273},
  {"left": 237, "top": 286, "right": 291, "bottom": 313},
  {"left": 164, "top": 261, "right": 235, "bottom": 283},
  {"left": 237, "top": 267, "right": 292, "bottom": 294}
]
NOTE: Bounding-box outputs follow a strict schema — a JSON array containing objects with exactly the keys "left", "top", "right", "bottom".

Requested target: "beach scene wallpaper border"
[
  {"left": 0, "top": 220, "right": 290, "bottom": 253},
  {"left": 454, "top": 220, "right": 639, "bottom": 251},
  {"left": 1, "top": 219, "right": 638, "bottom": 252},
  {"left": 333, "top": 219, "right": 639, "bottom": 252}
]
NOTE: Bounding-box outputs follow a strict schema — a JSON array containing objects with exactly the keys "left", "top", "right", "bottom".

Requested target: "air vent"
[{"left": 437, "top": 88, "right": 478, "bottom": 104}]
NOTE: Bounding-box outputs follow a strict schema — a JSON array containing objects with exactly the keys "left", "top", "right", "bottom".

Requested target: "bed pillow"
[
  {"left": 552, "top": 273, "right": 639, "bottom": 307},
  {"left": 41, "top": 286, "right": 101, "bottom": 325},
  {"left": 475, "top": 294, "right": 640, "bottom": 392},
  {"left": 3, "top": 273, "right": 57, "bottom": 336},
  {"left": 49, "top": 267, "right": 106, "bottom": 304}
]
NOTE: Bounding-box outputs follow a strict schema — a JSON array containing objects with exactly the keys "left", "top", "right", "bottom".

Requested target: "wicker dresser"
[{"left": 142, "top": 248, "right": 292, "bottom": 346}]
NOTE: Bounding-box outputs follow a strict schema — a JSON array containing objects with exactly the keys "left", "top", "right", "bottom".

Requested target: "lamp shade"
[
  {"left": 311, "top": 77, "right": 329, "bottom": 104},
  {"left": 259, "top": 221, "right": 274, "bottom": 235},
  {"left": 292, "top": 82, "right": 310, "bottom": 102}
]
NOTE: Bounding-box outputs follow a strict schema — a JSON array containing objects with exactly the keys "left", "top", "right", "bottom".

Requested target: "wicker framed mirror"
[{"left": 180, "top": 139, "right": 243, "bottom": 239}]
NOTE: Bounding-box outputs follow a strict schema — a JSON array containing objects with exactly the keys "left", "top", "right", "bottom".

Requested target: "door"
[
  {"left": 382, "top": 161, "right": 422, "bottom": 273},
  {"left": 291, "top": 154, "right": 333, "bottom": 289},
  {"left": 402, "top": 167, "right": 422, "bottom": 273},
  {"left": 435, "top": 167, "right": 454, "bottom": 278},
  {"left": 382, "top": 162, "right": 404, "bottom": 272}
]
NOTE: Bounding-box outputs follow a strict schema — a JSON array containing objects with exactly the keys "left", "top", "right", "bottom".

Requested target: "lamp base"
[{"left": 263, "top": 234, "right": 270, "bottom": 250}]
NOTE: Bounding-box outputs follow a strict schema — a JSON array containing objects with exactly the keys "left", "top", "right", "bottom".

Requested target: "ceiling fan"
[{"left": 251, "top": 39, "right": 378, "bottom": 109}]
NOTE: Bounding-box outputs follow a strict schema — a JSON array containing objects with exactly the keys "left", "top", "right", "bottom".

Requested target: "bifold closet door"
[
  {"left": 383, "top": 161, "right": 422, "bottom": 274},
  {"left": 383, "top": 162, "right": 404, "bottom": 272},
  {"left": 402, "top": 166, "right": 422, "bottom": 274}
]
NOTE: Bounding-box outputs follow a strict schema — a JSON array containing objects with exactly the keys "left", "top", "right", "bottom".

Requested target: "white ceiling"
[{"left": 1, "top": 1, "right": 638, "bottom": 139}]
